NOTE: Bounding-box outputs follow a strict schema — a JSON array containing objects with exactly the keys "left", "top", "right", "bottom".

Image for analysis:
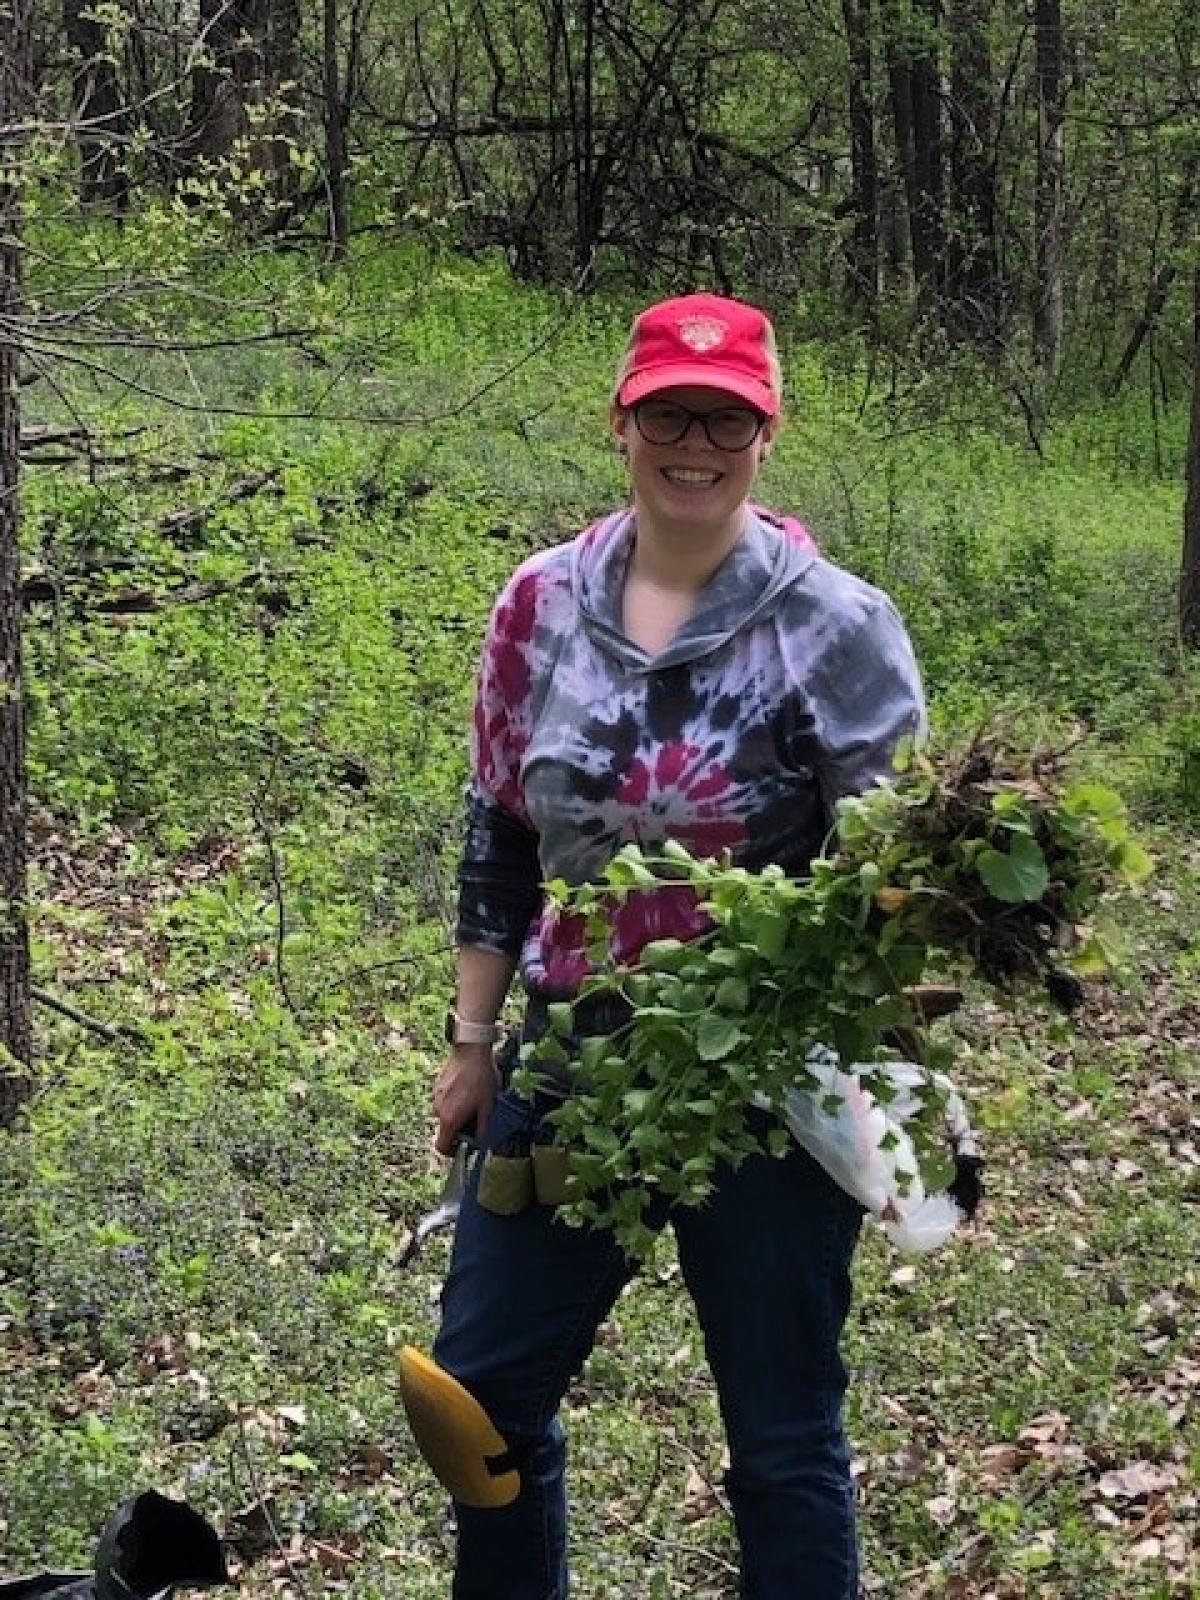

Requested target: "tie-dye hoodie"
[{"left": 456, "top": 506, "right": 925, "bottom": 997}]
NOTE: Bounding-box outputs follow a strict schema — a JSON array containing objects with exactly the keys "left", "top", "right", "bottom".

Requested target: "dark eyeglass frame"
[{"left": 630, "top": 399, "right": 768, "bottom": 452}]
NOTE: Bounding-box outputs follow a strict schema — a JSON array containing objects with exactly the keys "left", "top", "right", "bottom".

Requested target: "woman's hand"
[{"left": 432, "top": 1044, "right": 500, "bottom": 1155}]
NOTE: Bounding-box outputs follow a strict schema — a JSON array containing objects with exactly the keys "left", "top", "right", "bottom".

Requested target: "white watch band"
[{"left": 450, "top": 1013, "right": 503, "bottom": 1046}]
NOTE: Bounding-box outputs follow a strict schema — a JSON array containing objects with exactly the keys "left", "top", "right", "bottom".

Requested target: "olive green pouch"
[
  {"left": 532, "top": 1138, "right": 575, "bottom": 1207},
  {"left": 477, "top": 1136, "right": 535, "bottom": 1215}
]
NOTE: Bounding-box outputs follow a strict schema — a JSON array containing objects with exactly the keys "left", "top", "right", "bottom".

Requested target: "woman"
[{"left": 430, "top": 292, "right": 925, "bottom": 1599}]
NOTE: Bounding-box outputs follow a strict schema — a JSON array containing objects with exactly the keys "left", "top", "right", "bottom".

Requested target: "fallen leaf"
[
  {"left": 924, "top": 1493, "right": 957, "bottom": 1526},
  {"left": 1096, "top": 1461, "right": 1180, "bottom": 1501}
]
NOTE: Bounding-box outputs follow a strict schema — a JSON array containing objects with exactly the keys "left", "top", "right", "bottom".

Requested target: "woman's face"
[{"left": 612, "top": 384, "right": 779, "bottom": 538}]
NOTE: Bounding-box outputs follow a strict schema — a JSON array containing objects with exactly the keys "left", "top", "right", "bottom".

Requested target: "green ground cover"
[{"left": 2, "top": 240, "right": 1197, "bottom": 1596}]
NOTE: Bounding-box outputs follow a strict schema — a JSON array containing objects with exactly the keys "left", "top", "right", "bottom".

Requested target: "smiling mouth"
[{"left": 661, "top": 467, "right": 722, "bottom": 487}]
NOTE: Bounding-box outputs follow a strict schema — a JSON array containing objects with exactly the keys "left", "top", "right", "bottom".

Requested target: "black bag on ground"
[{"left": 0, "top": 1490, "right": 230, "bottom": 1600}]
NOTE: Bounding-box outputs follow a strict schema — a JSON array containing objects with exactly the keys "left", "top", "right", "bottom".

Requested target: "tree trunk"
[
  {"left": 886, "top": 0, "right": 944, "bottom": 300},
  {"left": 267, "top": 0, "right": 303, "bottom": 204},
  {"left": 1182, "top": 267, "right": 1200, "bottom": 651},
  {"left": 574, "top": 0, "right": 601, "bottom": 282},
  {"left": 947, "top": 0, "right": 999, "bottom": 335},
  {"left": 62, "top": 0, "right": 130, "bottom": 209},
  {"left": 1091, "top": 138, "right": 1124, "bottom": 364},
  {"left": 885, "top": 13, "right": 919, "bottom": 292},
  {"left": 324, "top": 0, "right": 349, "bottom": 256},
  {"left": 1033, "top": 0, "right": 1065, "bottom": 377},
  {"left": 909, "top": 0, "right": 946, "bottom": 302},
  {"left": 1108, "top": 157, "right": 1198, "bottom": 397},
  {"left": 843, "top": 0, "right": 879, "bottom": 308},
  {"left": 186, "top": 0, "right": 256, "bottom": 167},
  {"left": 0, "top": 0, "right": 33, "bottom": 1121},
  {"left": 184, "top": 0, "right": 299, "bottom": 208}
]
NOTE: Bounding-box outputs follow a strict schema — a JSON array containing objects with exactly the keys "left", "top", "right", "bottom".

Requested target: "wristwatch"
[{"left": 444, "top": 1011, "right": 503, "bottom": 1047}]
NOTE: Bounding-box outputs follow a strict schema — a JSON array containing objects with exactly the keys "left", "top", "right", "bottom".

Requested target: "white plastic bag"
[{"left": 779, "top": 1048, "right": 979, "bottom": 1254}]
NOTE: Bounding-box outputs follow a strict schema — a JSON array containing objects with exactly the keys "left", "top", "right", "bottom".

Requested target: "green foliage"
[{"left": 521, "top": 746, "right": 1149, "bottom": 1256}]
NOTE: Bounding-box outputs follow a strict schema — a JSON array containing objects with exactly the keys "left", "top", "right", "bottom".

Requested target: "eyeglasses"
[{"left": 631, "top": 400, "right": 767, "bottom": 452}]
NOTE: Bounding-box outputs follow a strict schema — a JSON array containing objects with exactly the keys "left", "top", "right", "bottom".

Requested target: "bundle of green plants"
[{"left": 519, "top": 736, "right": 1152, "bottom": 1257}]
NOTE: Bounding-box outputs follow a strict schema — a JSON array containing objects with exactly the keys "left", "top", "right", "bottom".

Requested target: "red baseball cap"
[{"left": 616, "top": 292, "right": 780, "bottom": 416}]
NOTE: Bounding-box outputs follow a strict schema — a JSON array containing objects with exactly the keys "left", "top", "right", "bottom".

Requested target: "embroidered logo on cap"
[{"left": 677, "top": 314, "right": 727, "bottom": 352}]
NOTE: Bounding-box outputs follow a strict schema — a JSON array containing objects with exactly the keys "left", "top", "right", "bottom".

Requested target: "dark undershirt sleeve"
[{"left": 455, "top": 786, "right": 543, "bottom": 956}]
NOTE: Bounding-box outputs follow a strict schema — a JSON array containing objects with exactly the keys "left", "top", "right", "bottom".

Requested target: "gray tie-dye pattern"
[{"left": 456, "top": 508, "right": 925, "bottom": 997}]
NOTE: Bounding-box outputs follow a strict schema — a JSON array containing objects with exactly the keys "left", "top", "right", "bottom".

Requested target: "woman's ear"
[
  {"left": 759, "top": 414, "right": 781, "bottom": 462},
  {"left": 610, "top": 403, "right": 630, "bottom": 458}
]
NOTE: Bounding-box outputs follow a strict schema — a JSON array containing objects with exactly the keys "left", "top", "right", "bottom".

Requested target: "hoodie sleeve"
[
  {"left": 810, "top": 592, "right": 927, "bottom": 818},
  {"left": 455, "top": 568, "right": 544, "bottom": 955}
]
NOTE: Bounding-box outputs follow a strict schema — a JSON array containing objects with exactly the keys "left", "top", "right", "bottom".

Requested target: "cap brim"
[{"left": 618, "top": 363, "right": 779, "bottom": 415}]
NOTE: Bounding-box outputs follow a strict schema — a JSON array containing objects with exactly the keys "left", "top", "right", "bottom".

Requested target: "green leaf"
[
  {"left": 839, "top": 957, "right": 890, "bottom": 998},
  {"left": 1116, "top": 839, "right": 1153, "bottom": 884},
  {"left": 640, "top": 938, "right": 688, "bottom": 972},
  {"left": 891, "top": 733, "right": 916, "bottom": 773},
  {"left": 1068, "top": 935, "right": 1111, "bottom": 977},
  {"left": 1069, "top": 915, "right": 1127, "bottom": 975},
  {"left": 695, "top": 1014, "right": 744, "bottom": 1061},
  {"left": 766, "top": 1125, "right": 792, "bottom": 1158},
  {"left": 715, "top": 975, "right": 749, "bottom": 1012},
  {"left": 546, "top": 1002, "right": 575, "bottom": 1036},
  {"left": 531, "top": 1034, "right": 569, "bottom": 1067},
  {"left": 706, "top": 945, "right": 744, "bottom": 971},
  {"left": 607, "top": 854, "right": 658, "bottom": 888},
  {"left": 747, "top": 907, "right": 789, "bottom": 961},
  {"left": 579, "top": 1035, "right": 610, "bottom": 1074},
  {"left": 977, "top": 833, "right": 1050, "bottom": 903},
  {"left": 1061, "top": 782, "right": 1126, "bottom": 822},
  {"left": 990, "top": 791, "right": 1035, "bottom": 834},
  {"left": 661, "top": 838, "right": 697, "bottom": 865}
]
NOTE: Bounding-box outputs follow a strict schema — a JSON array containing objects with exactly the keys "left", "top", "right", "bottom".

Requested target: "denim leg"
[
  {"left": 433, "top": 1089, "right": 641, "bottom": 1600},
  {"left": 673, "top": 1133, "right": 864, "bottom": 1600}
]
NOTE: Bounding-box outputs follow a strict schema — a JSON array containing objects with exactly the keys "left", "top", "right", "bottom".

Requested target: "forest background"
[{"left": 1, "top": 0, "right": 1198, "bottom": 1594}]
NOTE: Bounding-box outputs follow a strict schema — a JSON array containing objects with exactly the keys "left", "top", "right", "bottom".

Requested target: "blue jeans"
[{"left": 433, "top": 1077, "right": 864, "bottom": 1600}]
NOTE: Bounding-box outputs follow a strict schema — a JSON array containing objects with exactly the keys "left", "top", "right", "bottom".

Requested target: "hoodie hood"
[{"left": 570, "top": 506, "right": 819, "bottom": 671}]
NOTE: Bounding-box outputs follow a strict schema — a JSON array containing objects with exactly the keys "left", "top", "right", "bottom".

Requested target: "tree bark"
[
  {"left": 574, "top": 0, "right": 601, "bottom": 281},
  {"left": 0, "top": 0, "right": 33, "bottom": 1120},
  {"left": 1108, "top": 157, "right": 1198, "bottom": 397},
  {"left": 886, "top": 0, "right": 945, "bottom": 300},
  {"left": 184, "top": 0, "right": 300, "bottom": 206},
  {"left": 185, "top": 0, "right": 255, "bottom": 167},
  {"left": 1182, "top": 266, "right": 1200, "bottom": 651},
  {"left": 947, "top": 0, "right": 999, "bottom": 335},
  {"left": 843, "top": 0, "right": 879, "bottom": 308},
  {"left": 909, "top": 0, "right": 946, "bottom": 301},
  {"left": 62, "top": 0, "right": 130, "bottom": 209},
  {"left": 885, "top": 11, "right": 918, "bottom": 292},
  {"left": 269, "top": 0, "right": 303, "bottom": 202},
  {"left": 324, "top": 0, "right": 350, "bottom": 257},
  {"left": 1033, "top": 0, "right": 1065, "bottom": 376}
]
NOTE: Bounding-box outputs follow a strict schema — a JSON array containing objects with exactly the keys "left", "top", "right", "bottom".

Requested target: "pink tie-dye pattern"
[
  {"left": 615, "top": 741, "right": 745, "bottom": 860},
  {"left": 755, "top": 505, "right": 816, "bottom": 557},
  {"left": 610, "top": 884, "right": 712, "bottom": 963},
  {"left": 539, "top": 907, "right": 590, "bottom": 991},
  {"left": 538, "top": 886, "right": 714, "bottom": 991},
  {"left": 474, "top": 570, "right": 540, "bottom": 825}
]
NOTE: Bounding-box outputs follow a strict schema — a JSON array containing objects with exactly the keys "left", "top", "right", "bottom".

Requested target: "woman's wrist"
[{"left": 448, "top": 1040, "right": 496, "bottom": 1058}]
